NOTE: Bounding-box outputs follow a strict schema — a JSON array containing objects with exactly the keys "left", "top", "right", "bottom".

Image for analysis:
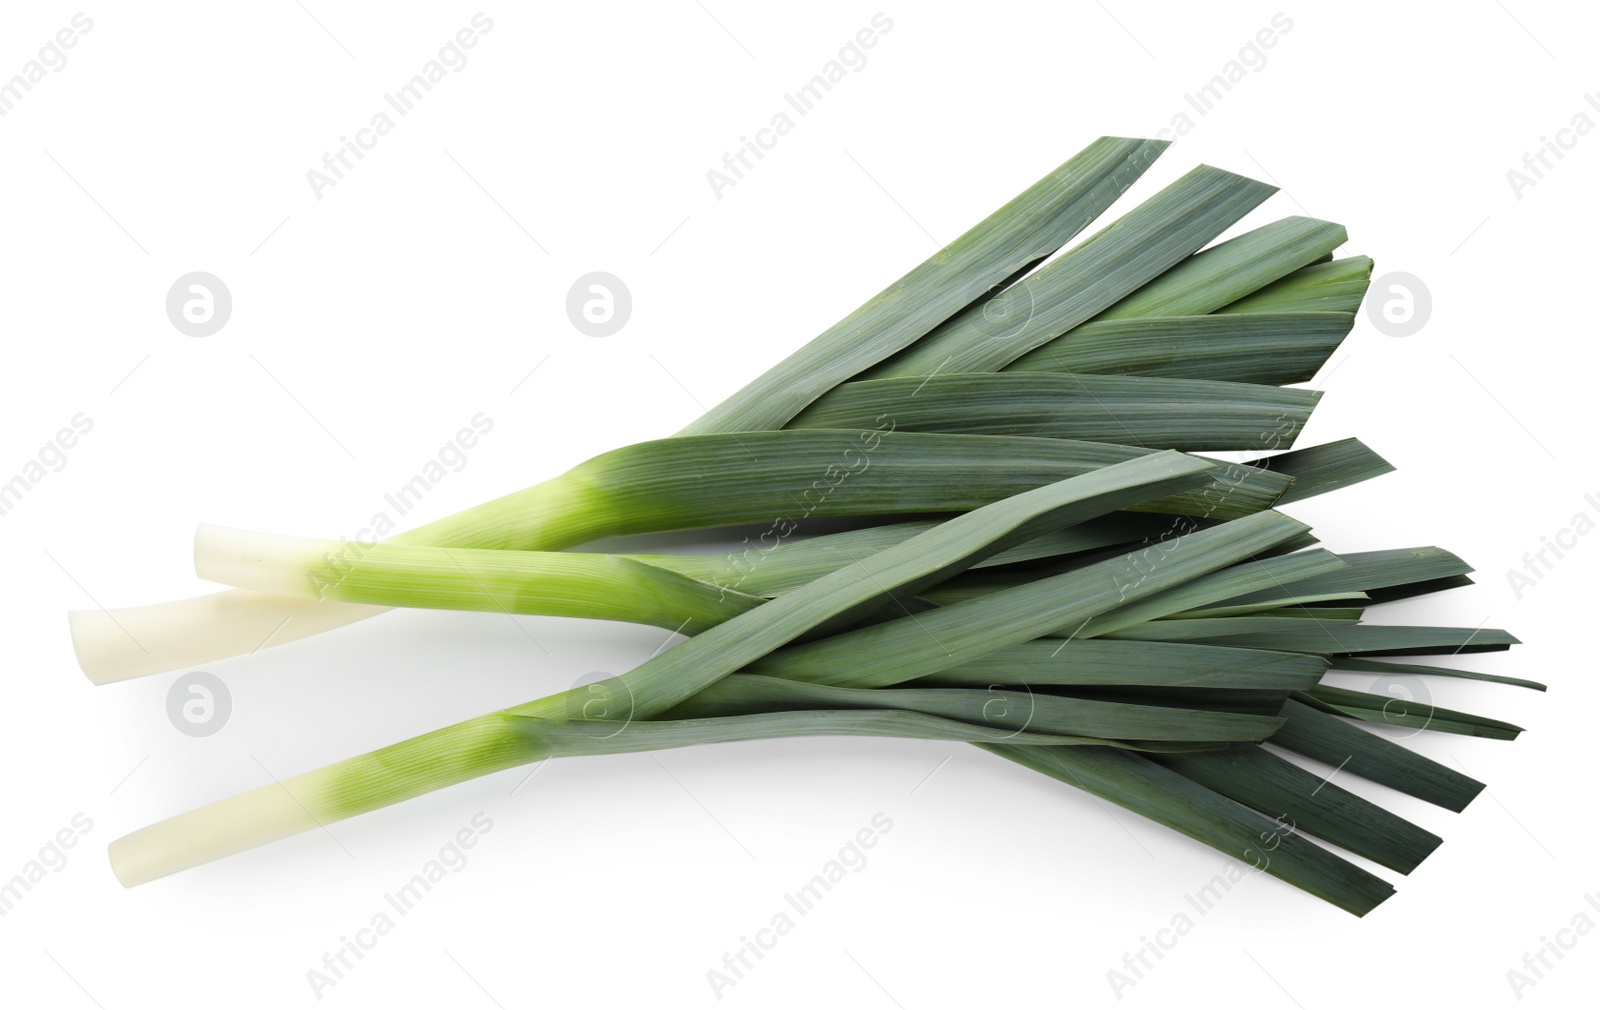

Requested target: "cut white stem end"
[
  {"left": 109, "top": 772, "right": 340, "bottom": 887},
  {"left": 69, "top": 589, "right": 388, "bottom": 685},
  {"left": 193, "top": 523, "right": 337, "bottom": 600},
  {"left": 110, "top": 714, "right": 528, "bottom": 886}
]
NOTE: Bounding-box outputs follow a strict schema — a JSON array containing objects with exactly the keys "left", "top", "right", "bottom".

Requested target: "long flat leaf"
[
  {"left": 1095, "top": 216, "right": 1347, "bottom": 319},
  {"left": 790, "top": 372, "right": 1321, "bottom": 451},
  {"left": 983, "top": 742, "right": 1395, "bottom": 915},
  {"left": 1217, "top": 547, "right": 1471, "bottom": 608},
  {"left": 1202, "top": 624, "right": 1519, "bottom": 656},
  {"left": 743, "top": 511, "right": 1310, "bottom": 688},
  {"left": 1075, "top": 549, "right": 1348, "bottom": 638},
  {"left": 922, "top": 640, "right": 1328, "bottom": 691},
  {"left": 1006, "top": 311, "right": 1355, "bottom": 385},
  {"left": 1332, "top": 656, "right": 1546, "bottom": 692},
  {"left": 1245, "top": 437, "right": 1394, "bottom": 504},
  {"left": 682, "top": 137, "right": 1169, "bottom": 434},
  {"left": 1297, "top": 685, "right": 1524, "bottom": 740},
  {"left": 1179, "top": 592, "right": 1371, "bottom": 619},
  {"left": 632, "top": 514, "right": 1176, "bottom": 599},
  {"left": 1154, "top": 744, "right": 1443, "bottom": 874},
  {"left": 410, "top": 431, "right": 1295, "bottom": 550},
  {"left": 862, "top": 166, "right": 1278, "bottom": 378},
  {"left": 664, "top": 674, "right": 1284, "bottom": 743},
  {"left": 1105, "top": 613, "right": 1362, "bottom": 643},
  {"left": 1270, "top": 699, "right": 1484, "bottom": 811},
  {"left": 1218, "top": 256, "right": 1374, "bottom": 315}
]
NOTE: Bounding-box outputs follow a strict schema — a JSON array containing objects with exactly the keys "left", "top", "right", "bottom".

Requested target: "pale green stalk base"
[
  {"left": 193, "top": 524, "right": 763, "bottom": 633},
  {"left": 111, "top": 713, "right": 526, "bottom": 886},
  {"left": 110, "top": 710, "right": 1089, "bottom": 887}
]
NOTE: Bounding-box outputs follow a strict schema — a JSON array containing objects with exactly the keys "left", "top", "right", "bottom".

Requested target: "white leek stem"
[
  {"left": 110, "top": 714, "right": 524, "bottom": 886},
  {"left": 192, "top": 523, "right": 332, "bottom": 598},
  {"left": 70, "top": 590, "right": 386, "bottom": 685},
  {"left": 109, "top": 709, "right": 1075, "bottom": 886}
]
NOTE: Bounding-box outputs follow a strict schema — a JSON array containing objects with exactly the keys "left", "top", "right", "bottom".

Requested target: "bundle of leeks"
[{"left": 79, "top": 137, "right": 1531, "bottom": 916}]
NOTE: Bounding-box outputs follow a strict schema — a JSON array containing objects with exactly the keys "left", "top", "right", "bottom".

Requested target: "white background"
[{"left": 1, "top": 1, "right": 1596, "bottom": 1007}]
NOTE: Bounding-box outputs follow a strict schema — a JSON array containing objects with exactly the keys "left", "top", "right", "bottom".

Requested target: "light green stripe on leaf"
[
  {"left": 1095, "top": 216, "right": 1348, "bottom": 319},
  {"left": 1217, "top": 256, "right": 1374, "bottom": 315}
]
